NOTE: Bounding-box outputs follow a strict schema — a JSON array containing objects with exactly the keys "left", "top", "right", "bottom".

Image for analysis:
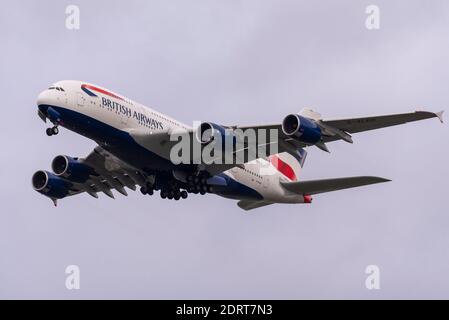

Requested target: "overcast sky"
[{"left": 0, "top": 0, "right": 448, "bottom": 299}]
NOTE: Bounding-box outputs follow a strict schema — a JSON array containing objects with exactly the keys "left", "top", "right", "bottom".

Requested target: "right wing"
[
  {"left": 280, "top": 176, "right": 390, "bottom": 195},
  {"left": 42, "top": 147, "right": 148, "bottom": 204},
  {"left": 80, "top": 147, "right": 147, "bottom": 198}
]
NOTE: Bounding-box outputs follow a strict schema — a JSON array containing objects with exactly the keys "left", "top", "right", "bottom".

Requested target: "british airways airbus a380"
[{"left": 32, "top": 80, "right": 443, "bottom": 210}]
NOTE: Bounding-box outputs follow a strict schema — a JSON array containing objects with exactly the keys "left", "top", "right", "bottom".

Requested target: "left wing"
[
  {"left": 320, "top": 110, "right": 444, "bottom": 143},
  {"left": 128, "top": 108, "right": 443, "bottom": 176},
  {"left": 236, "top": 109, "right": 443, "bottom": 148}
]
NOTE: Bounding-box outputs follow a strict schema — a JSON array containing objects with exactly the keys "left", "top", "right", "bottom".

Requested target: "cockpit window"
[{"left": 48, "top": 86, "right": 65, "bottom": 92}]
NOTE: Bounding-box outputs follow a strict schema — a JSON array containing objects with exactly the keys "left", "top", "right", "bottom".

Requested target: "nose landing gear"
[{"left": 46, "top": 126, "right": 59, "bottom": 136}]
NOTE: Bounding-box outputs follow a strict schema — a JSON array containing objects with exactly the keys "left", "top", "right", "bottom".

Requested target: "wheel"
[
  {"left": 52, "top": 127, "right": 59, "bottom": 135},
  {"left": 174, "top": 193, "right": 180, "bottom": 201},
  {"left": 147, "top": 189, "right": 154, "bottom": 196},
  {"left": 140, "top": 186, "right": 147, "bottom": 195},
  {"left": 200, "top": 189, "right": 206, "bottom": 195},
  {"left": 181, "top": 191, "right": 188, "bottom": 199},
  {"left": 160, "top": 191, "right": 167, "bottom": 199},
  {"left": 46, "top": 128, "right": 53, "bottom": 136}
]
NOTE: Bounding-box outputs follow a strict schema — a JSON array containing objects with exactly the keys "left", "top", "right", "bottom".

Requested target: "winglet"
[{"left": 436, "top": 110, "right": 444, "bottom": 123}]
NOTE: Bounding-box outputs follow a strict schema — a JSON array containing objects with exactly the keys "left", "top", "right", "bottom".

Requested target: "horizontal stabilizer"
[
  {"left": 237, "top": 200, "right": 273, "bottom": 211},
  {"left": 281, "top": 176, "right": 390, "bottom": 195}
]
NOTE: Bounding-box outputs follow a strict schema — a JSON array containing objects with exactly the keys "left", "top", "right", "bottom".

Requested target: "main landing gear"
[
  {"left": 141, "top": 184, "right": 189, "bottom": 201},
  {"left": 186, "top": 174, "right": 213, "bottom": 195},
  {"left": 160, "top": 189, "right": 188, "bottom": 201},
  {"left": 140, "top": 185, "right": 154, "bottom": 196},
  {"left": 139, "top": 172, "right": 213, "bottom": 202},
  {"left": 46, "top": 126, "right": 59, "bottom": 136}
]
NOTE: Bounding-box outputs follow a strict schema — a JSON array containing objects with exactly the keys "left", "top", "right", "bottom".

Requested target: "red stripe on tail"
[{"left": 269, "top": 155, "right": 297, "bottom": 181}]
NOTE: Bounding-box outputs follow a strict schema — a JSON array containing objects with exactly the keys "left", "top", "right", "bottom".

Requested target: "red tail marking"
[{"left": 269, "top": 155, "right": 297, "bottom": 181}]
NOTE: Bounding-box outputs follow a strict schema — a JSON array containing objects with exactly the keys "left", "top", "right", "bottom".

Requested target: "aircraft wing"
[
  {"left": 129, "top": 109, "right": 443, "bottom": 176},
  {"left": 320, "top": 110, "right": 444, "bottom": 142},
  {"left": 236, "top": 110, "right": 443, "bottom": 146},
  {"left": 48, "top": 147, "right": 147, "bottom": 204},
  {"left": 280, "top": 176, "right": 390, "bottom": 195}
]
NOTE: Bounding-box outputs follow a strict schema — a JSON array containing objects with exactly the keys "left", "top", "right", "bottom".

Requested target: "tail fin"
[{"left": 269, "top": 148, "right": 307, "bottom": 181}]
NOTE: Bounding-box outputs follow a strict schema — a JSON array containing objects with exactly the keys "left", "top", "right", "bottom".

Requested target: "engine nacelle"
[
  {"left": 195, "top": 122, "right": 236, "bottom": 147},
  {"left": 51, "top": 155, "right": 94, "bottom": 183},
  {"left": 281, "top": 114, "right": 322, "bottom": 144},
  {"left": 32, "top": 170, "right": 72, "bottom": 199}
]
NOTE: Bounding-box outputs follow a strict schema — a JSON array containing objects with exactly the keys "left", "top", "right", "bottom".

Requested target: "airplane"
[{"left": 32, "top": 80, "right": 444, "bottom": 210}]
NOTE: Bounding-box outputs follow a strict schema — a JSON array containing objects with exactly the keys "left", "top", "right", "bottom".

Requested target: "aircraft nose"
[{"left": 37, "top": 90, "right": 51, "bottom": 107}]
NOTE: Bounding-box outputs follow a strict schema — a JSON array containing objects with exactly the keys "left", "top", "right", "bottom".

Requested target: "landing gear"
[
  {"left": 186, "top": 173, "right": 212, "bottom": 196},
  {"left": 156, "top": 171, "right": 213, "bottom": 201},
  {"left": 140, "top": 185, "right": 154, "bottom": 195},
  {"left": 159, "top": 188, "right": 189, "bottom": 201},
  {"left": 46, "top": 126, "right": 59, "bottom": 136}
]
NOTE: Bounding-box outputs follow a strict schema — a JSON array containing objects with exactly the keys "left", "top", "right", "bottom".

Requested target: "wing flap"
[{"left": 281, "top": 176, "right": 390, "bottom": 195}]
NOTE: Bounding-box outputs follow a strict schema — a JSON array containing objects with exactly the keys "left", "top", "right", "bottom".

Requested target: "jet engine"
[
  {"left": 281, "top": 114, "right": 322, "bottom": 144},
  {"left": 32, "top": 170, "right": 72, "bottom": 200},
  {"left": 195, "top": 122, "right": 236, "bottom": 147},
  {"left": 52, "top": 155, "right": 95, "bottom": 183}
]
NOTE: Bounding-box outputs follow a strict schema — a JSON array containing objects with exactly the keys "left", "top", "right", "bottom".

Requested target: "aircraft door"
[
  {"left": 263, "top": 174, "right": 269, "bottom": 188},
  {"left": 77, "top": 92, "right": 86, "bottom": 107},
  {"left": 118, "top": 103, "right": 130, "bottom": 127}
]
